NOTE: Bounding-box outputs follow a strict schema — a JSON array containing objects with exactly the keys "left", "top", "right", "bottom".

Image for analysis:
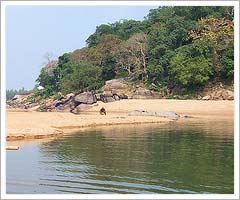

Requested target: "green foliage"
[
  {"left": 166, "top": 95, "right": 174, "bottom": 99},
  {"left": 221, "top": 41, "right": 234, "bottom": 79},
  {"left": 60, "top": 61, "right": 103, "bottom": 94},
  {"left": 26, "top": 95, "right": 36, "bottom": 103},
  {"left": 86, "top": 20, "right": 146, "bottom": 47},
  {"left": 169, "top": 45, "right": 213, "bottom": 87},
  {"left": 35, "top": 6, "right": 234, "bottom": 97}
]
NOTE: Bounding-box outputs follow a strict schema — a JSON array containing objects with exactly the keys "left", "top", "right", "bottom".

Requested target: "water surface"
[{"left": 7, "top": 118, "right": 234, "bottom": 194}]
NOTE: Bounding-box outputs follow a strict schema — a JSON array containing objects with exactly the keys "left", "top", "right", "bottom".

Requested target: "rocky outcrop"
[
  {"left": 95, "top": 92, "right": 128, "bottom": 103},
  {"left": 131, "top": 87, "right": 163, "bottom": 99},
  {"left": 7, "top": 93, "right": 38, "bottom": 109},
  {"left": 198, "top": 81, "right": 234, "bottom": 101},
  {"left": 128, "top": 110, "right": 180, "bottom": 119},
  {"left": 7, "top": 89, "right": 128, "bottom": 113},
  {"left": 74, "top": 92, "right": 97, "bottom": 104},
  {"left": 103, "top": 78, "right": 129, "bottom": 91},
  {"left": 201, "top": 89, "right": 234, "bottom": 100},
  {"left": 71, "top": 103, "right": 95, "bottom": 114}
]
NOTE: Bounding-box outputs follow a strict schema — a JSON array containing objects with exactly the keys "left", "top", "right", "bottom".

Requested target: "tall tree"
[{"left": 189, "top": 17, "right": 234, "bottom": 76}]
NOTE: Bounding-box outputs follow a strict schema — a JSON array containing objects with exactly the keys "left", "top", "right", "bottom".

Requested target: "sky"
[{"left": 6, "top": 5, "right": 158, "bottom": 90}]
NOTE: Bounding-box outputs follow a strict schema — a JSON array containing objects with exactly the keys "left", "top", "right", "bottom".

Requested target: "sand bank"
[{"left": 6, "top": 99, "right": 234, "bottom": 142}]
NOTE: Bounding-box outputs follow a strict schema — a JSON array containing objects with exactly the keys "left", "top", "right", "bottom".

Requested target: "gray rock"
[
  {"left": 132, "top": 88, "right": 161, "bottom": 99},
  {"left": 119, "top": 94, "right": 128, "bottom": 99},
  {"left": 128, "top": 110, "right": 180, "bottom": 119},
  {"left": 99, "top": 94, "right": 115, "bottom": 103},
  {"left": 74, "top": 92, "right": 97, "bottom": 104},
  {"left": 104, "top": 96, "right": 115, "bottom": 103},
  {"left": 65, "top": 93, "right": 74, "bottom": 101},
  {"left": 113, "top": 94, "right": 120, "bottom": 101},
  {"left": 71, "top": 104, "right": 93, "bottom": 114},
  {"left": 103, "top": 93, "right": 113, "bottom": 97},
  {"left": 55, "top": 100, "right": 63, "bottom": 107},
  {"left": 95, "top": 93, "right": 102, "bottom": 101},
  {"left": 202, "top": 95, "right": 211, "bottom": 100},
  {"left": 134, "top": 87, "right": 152, "bottom": 96},
  {"left": 104, "top": 78, "right": 128, "bottom": 90}
]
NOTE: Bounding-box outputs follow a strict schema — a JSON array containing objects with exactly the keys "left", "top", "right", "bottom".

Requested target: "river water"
[{"left": 6, "top": 118, "right": 234, "bottom": 194}]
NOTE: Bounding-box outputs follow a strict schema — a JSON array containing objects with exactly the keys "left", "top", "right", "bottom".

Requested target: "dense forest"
[{"left": 36, "top": 6, "right": 234, "bottom": 98}]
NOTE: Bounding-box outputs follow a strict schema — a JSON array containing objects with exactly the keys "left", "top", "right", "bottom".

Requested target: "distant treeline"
[
  {"left": 6, "top": 88, "right": 30, "bottom": 100},
  {"left": 36, "top": 6, "right": 234, "bottom": 97}
]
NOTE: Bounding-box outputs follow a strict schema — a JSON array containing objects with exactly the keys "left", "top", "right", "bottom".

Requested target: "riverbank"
[{"left": 6, "top": 99, "right": 234, "bottom": 142}]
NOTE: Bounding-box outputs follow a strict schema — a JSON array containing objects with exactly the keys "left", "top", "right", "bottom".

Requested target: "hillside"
[{"left": 8, "top": 6, "right": 234, "bottom": 109}]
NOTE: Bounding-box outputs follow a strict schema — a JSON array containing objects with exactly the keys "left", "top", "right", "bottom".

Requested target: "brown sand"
[{"left": 6, "top": 99, "right": 234, "bottom": 142}]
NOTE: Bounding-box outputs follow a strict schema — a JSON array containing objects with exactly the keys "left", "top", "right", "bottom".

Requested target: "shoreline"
[{"left": 6, "top": 99, "right": 234, "bottom": 143}]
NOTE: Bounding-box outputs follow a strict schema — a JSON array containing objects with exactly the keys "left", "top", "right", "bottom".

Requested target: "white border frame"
[{"left": 1, "top": 1, "right": 239, "bottom": 199}]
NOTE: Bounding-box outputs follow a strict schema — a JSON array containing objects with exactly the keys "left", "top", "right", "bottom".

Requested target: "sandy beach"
[{"left": 6, "top": 99, "right": 234, "bottom": 142}]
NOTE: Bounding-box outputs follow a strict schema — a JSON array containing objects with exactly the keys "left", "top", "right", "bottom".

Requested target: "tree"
[
  {"left": 60, "top": 61, "right": 102, "bottom": 94},
  {"left": 86, "top": 24, "right": 113, "bottom": 47},
  {"left": 188, "top": 17, "right": 234, "bottom": 75},
  {"left": 115, "top": 33, "right": 148, "bottom": 81},
  {"left": 221, "top": 41, "right": 234, "bottom": 79},
  {"left": 169, "top": 44, "right": 212, "bottom": 87}
]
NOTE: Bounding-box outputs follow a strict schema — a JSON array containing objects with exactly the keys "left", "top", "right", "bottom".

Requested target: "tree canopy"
[{"left": 36, "top": 6, "right": 234, "bottom": 96}]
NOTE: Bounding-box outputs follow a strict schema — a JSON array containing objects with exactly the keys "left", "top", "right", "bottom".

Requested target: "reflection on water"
[{"left": 7, "top": 119, "right": 234, "bottom": 194}]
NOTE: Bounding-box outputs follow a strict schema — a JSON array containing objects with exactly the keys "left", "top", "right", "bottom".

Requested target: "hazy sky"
[{"left": 6, "top": 6, "right": 157, "bottom": 90}]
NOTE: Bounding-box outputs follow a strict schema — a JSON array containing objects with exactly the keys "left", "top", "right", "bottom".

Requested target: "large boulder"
[
  {"left": 103, "top": 78, "right": 128, "bottom": 91},
  {"left": 55, "top": 93, "right": 74, "bottom": 107},
  {"left": 71, "top": 104, "right": 93, "bottom": 114},
  {"left": 100, "top": 94, "right": 115, "bottom": 103},
  {"left": 74, "top": 92, "right": 97, "bottom": 104}
]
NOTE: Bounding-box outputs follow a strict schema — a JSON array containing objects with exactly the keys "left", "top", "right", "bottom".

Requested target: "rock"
[
  {"left": 134, "top": 87, "right": 152, "bottom": 96},
  {"left": 128, "top": 110, "right": 180, "bottom": 119},
  {"left": 103, "top": 78, "right": 128, "bottom": 91},
  {"left": 103, "top": 93, "right": 113, "bottom": 97},
  {"left": 119, "top": 94, "right": 128, "bottom": 99},
  {"left": 103, "top": 96, "right": 115, "bottom": 103},
  {"left": 225, "top": 90, "right": 234, "bottom": 100},
  {"left": 7, "top": 93, "right": 36, "bottom": 109},
  {"left": 95, "top": 93, "right": 102, "bottom": 101},
  {"left": 74, "top": 92, "right": 97, "bottom": 104},
  {"left": 113, "top": 94, "right": 120, "bottom": 101},
  {"left": 227, "top": 95, "right": 234, "bottom": 100},
  {"left": 65, "top": 93, "right": 75, "bottom": 101},
  {"left": 71, "top": 104, "right": 93, "bottom": 114},
  {"left": 99, "top": 94, "right": 115, "bottom": 103},
  {"left": 55, "top": 100, "right": 63, "bottom": 107},
  {"left": 111, "top": 89, "right": 117, "bottom": 95},
  {"left": 202, "top": 95, "right": 211, "bottom": 100},
  {"left": 55, "top": 93, "right": 74, "bottom": 107},
  {"left": 132, "top": 87, "right": 161, "bottom": 99}
]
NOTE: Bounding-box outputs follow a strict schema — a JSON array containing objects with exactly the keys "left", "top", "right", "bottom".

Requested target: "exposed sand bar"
[{"left": 6, "top": 99, "right": 234, "bottom": 141}]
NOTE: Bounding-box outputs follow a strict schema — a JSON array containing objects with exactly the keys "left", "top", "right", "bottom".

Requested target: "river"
[{"left": 6, "top": 118, "right": 234, "bottom": 194}]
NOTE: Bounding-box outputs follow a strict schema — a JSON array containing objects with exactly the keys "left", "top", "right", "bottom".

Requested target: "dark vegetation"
[{"left": 36, "top": 6, "right": 234, "bottom": 98}]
